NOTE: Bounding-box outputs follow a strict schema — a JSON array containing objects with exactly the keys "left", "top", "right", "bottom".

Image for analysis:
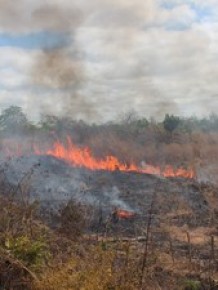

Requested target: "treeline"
[
  {"left": 1, "top": 106, "right": 218, "bottom": 134},
  {"left": 1, "top": 106, "right": 218, "bottom": 168}
]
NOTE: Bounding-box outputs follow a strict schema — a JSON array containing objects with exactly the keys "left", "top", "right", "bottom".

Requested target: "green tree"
[
  {"left": 163, "top": 114, "right": 181, "bottom": 133},
  {"left": 0, "top": 106, "right": 29, "bottom": 133}
]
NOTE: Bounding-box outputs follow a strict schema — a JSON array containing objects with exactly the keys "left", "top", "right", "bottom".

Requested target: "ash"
[{"left": 0, "top": 154, "right": 216, "bottom": 235}]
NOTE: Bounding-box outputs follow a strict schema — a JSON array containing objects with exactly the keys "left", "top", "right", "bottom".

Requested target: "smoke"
[
  {"left": 0, "top": 1, "right": 82, "bottom": 33},
  {"left": 73, "top": 185, "right": 134, "bottom": 211},
  {"left": 0, "top": 0, "right": 216, "bottom": 122},
  {"left": 27, "top": 1, "right": 152, "bottom": 122},
  {"left": 31, "top": 48, "right": 96, "bottom": 119},
  {"left": 32, "top": 49, "right": 81, "bottom": 89},
  {"left": 32, "top": 4, "right": 82, "bottom": 32},
  {"left": 4, "top": 2, "right": 94, "bottom": 120},
  {"left": 153, "top": 100, "right": 179, "bottom": 119},
  {"left": 30, "top": 1, "right": 83, "bottom": 91},
  {"left": 103, "top": 186, "right": 133, "bottom": 211}
]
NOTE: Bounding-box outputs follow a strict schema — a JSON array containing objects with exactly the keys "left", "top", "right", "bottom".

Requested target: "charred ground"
[
  {"left": 0, "top": 153, "right": 218, "bottom": 289},
  {"left": 0, "top": 108, "right": 218, "bottom": 289}
]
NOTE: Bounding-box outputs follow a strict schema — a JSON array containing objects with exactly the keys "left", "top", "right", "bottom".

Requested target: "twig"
[
  {"left": 0, "top": 249, "right": 39, "bottom": 282},
  {"left": 139, "top": 180, "right": 159, "bottom": 289}
]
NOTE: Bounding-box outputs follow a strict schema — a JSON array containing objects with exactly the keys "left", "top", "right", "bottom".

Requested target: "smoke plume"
[{"left": 29, "top": 3, "right": 100, "bottom": 120}]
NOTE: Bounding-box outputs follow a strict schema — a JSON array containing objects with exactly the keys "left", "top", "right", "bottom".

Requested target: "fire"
[
  {"left": 116, "top": 209, "right": 136, "bottom": 219},
  {"left": 34, "top": 137, "right": 195, "bottom": 179},
  {"left": 1, "top": 137, "right": 195, "bottom": 179}
]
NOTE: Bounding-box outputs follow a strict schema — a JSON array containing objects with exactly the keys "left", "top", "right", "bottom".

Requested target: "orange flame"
[
  {"left": 116, "top": 209, "right": 136, "bottom": 219},
  {"left": 34, "top": 137, "right": 195, "bottom": 179}
]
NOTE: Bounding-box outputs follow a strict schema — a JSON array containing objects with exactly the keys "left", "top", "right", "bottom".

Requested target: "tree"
[
  {"left": 163, "top": 114, "right": 181, "bottom": 133},
  {"left": 0, "top": 106, "right": 28, "bottom": 133}
]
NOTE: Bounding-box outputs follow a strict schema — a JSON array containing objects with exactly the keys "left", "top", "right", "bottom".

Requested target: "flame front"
[
  {"left": 34, "top": 137, "right": 195, "bottom": 179},
  {"left": 116, "top": 209, "right": 136, "bottom": 219}
]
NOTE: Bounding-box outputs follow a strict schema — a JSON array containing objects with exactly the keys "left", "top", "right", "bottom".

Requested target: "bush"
[
  {"left": 183, "top": 280, "right": 201, "bottom": 290},
  {"left": 58, "top": 199, "right": 86, "bottom": 239},
  {"left": 5, "top": 236, "right": 49, "bottom": 269}
]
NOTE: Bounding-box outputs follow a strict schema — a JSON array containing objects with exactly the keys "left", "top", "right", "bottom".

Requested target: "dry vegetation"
[
  {"left": 0, "top": 182, "right": 218, "bottom": 290},
  {"left": 0, "top": 107, "right": 218, "bottom": 289},
  {"left": 1, "top": 107, "right": 218, "bottom": 171}
]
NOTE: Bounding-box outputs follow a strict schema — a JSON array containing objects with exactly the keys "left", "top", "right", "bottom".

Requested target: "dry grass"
[
  {"left": 167, "top": 225, "right": 217, "bottom": 246},
  {"left": 0, "top": 177, "right": 218, "bottom": 289}
]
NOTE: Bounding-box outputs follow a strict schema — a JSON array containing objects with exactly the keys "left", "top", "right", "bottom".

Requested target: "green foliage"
[
  {"left": 39, "top": 115, "right": 59, "bottom": 131},
  {"left": 163, "top": 114, "right": 181, "bottom": 133},
  {"left": 182, "top": 279, "right": 201, "bottom": 290},
  {"left": 0, "top": 106, "right": 28, "bottom": 132},
  {"left": 5, "top": 236, "right": 49, "bottom": 268}
]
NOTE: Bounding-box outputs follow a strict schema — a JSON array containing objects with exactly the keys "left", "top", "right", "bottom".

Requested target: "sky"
[{"left": 0, "top": 0, "right": 218, "bottom": 123}]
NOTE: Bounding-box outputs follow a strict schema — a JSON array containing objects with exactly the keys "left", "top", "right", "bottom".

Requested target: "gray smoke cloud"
[
  {"left": 0, "top": 0, "right": 217, "bottom": 122},
  {"left": 28, "top": 2, "right": 99, "bottom": 120},
  {"left": 30, "top": 47, "right": 98, "bottom": 119},
  {"left": 32, "top": 49, "right": 82, "bottom": 89},
  {"left": 0, "top": 0, "right": 82, "bottom": 33},
  {"left": 0, "top": 0, "right": 100, "bottom": 120}
]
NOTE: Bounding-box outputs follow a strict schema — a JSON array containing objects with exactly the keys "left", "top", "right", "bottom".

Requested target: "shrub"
[
  {"left": 5, "top": 236, "right": 49, "bottom": 269},
  {"left": 57, "top": 199, "right": 86, "bottom": 239},
  {"left": 183, "top": 279, "right": 201, "bottom": 290}
]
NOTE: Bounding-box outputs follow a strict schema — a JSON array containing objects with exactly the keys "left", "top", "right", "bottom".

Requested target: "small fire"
[
  {"left": 116, "top": 209, "right": 136, "bottom": 219},
  {"left": 34, "top": 137, "right": 195, "bottom": 179}
]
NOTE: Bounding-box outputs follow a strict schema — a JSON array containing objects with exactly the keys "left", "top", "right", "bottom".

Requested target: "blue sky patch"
[
  {"left": 0, "top": 31, "right": 70, "bottom": 50},
  {"left": 160, "top": 1, "right": 213, "bottom": 24},
  {"left": 165, "top": 22, "right": 191, "bottom": 31},
  {"left": 190, "top": 4, "right": 213, "bottom": 23}
]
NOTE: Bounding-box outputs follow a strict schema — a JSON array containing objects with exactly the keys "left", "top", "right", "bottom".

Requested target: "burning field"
[
  {"left": 2, "top": 136, "right": 195, "bottom": 177},
  {"left": 0, "top": 119, "right": 218, "bottom": 289},
  {"left": 34, "top": 137, "right": 195, "bottom": 179},
  {"left": 0, "top": 143, "right": 215, "bottom": 229},
  {"left": 0, "top": 135, "right": 199, "bottom": 217},
  {"left": 1, "top": 0, "right": 218, "bottom": 288},
  {"left": 1, "top": 142, "right": 218, "bottom": 289}
]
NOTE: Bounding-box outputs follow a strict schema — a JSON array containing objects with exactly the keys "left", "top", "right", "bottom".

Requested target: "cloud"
[
  {"left": 0, "top": 0, "right": 82, "bottom": 33},
  {"left": 0, "top": 0, "right": 218, "bottom": 122}
]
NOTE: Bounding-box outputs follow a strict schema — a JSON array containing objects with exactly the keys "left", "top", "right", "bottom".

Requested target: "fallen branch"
[{"left": 0, "top": 249, "right": 39, "bottom": 282}]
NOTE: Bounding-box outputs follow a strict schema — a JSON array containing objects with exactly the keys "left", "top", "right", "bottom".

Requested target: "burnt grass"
[{"left": 1, "top": 155, "right": 218, "bottom": 289}]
